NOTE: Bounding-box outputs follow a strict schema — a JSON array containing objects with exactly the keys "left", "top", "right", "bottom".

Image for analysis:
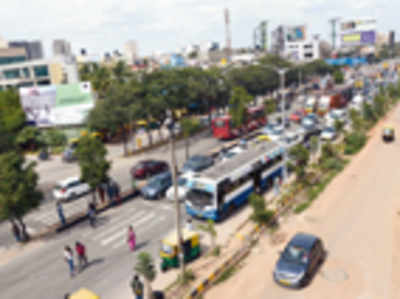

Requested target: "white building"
[
  {"left": 124, "top": 40, "right": 138, "bottom": 65},
  {"left": 284, "top": 36, "right": 320, "bottom": 62}
]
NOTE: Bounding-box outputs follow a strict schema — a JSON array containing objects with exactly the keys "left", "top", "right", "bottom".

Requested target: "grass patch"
[
  {"left": 214, "top": 265, "right": 238, "bottom": 285},
  {"left": 294, "top": 201, "right": 311, "bottom": 214}
]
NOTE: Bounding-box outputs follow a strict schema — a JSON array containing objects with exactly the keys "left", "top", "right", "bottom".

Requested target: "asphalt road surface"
[{"left": 207, "top": 105, "right": 400, "bottom": 299}]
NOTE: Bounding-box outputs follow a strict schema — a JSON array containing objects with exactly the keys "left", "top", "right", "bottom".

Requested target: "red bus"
[{"left": 211, "top": 105, "right": 267, "bottom": 140}]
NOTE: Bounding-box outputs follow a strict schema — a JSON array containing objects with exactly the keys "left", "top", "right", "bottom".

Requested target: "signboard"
[
  {"left": 340, "top": 18, "right": 376, "bottom": 46},
  {"left": 285, "top": 26, "right": 306, "bottom": 42},
  {"left": 341, "top": 31, "right": 376, "bottom": 45},
  {"left": 20, "top": 82, "right": 94, "bottom": 127}
]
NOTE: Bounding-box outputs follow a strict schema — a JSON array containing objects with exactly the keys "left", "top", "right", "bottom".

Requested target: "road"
[
  {"left": 207, "top": 105, "right": 400, "bottom": 299},
  {"left": 0, "top": 130, "right": 221, "bottom": 299}
]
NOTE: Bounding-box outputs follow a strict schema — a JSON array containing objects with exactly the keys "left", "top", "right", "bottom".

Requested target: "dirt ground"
[{"left": 207, "top": 105, "right": 400, "bottom": 299}]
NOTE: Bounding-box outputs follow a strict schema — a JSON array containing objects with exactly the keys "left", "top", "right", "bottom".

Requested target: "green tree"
[
  {"left": 249, "top": 194, "right": 275, "bottom": 226},
  {"left": 309, "top": 136, "right": 320, "bottom": 157},
  {"left": 16, "top": 126, "right": 42, "bottom": 151},
  {"left": 334, "top": 119, "right": 345, "bottom": 135},
  {"left": 180, "top": 118, "right": 200, "bottom": 160},
  {"left": 349, "top": 109, "right": 366, "bottom": 131},
  {"left": 0, "top": 152, "right": 43, "bottom": 241},
  {"left": 198, "top": 219, "right": 217, "bottom": 252},
  {"left": 0, "top": 90, "right": 26, "bottom": 154},
  {"left": 91, "top": 66, "right": 112, "bottom": 99},
  {"left": 75, "top": 135, "right": 110, "bottom": 203},
  {"left": 264, "top": 98, "right": 276, "bottom": 115},
  {"left": 361, "top": 102, "right": 376, "bottom": 126},
  {"left": 333, "top": 69, "right": 344, "bottom": 84},
  {"left": 134, "top": 252, "right": 156, "bottom": 299},
  {"left": 112, "top": 61, "right": 132, "bottom": 83},
  {"left": 373, "top": 94, "right": 386, "bottom": 118},
  {"left": 42, "top": 129, "right": 67, "bottom": 149},
  {"left": 289, "top": 144, "right": 310, "bottom": 182},
  {"left": 229, "top": 86, "right": 253, "bottom": 130}
]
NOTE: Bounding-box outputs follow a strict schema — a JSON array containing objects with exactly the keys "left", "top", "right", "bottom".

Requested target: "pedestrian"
[
  {"left": 75, "top": 241, "right": 88, "bottom": 272},
  {"left": 130, "top": 275, "right": 144, "bottom": 299},
  {"left": 11, "top": 222, "right": 21, "bottom": 243},
  {"left": 88, "top": 202, "right": 96, "bottom": 228},
  {"left": 57, "top": 201, "right": 66, "bottom": 226},
  {"left": 186, "top": 217, "right": 193, "bottom": 231},
  {"left": 64, "top": 246, "right": 75, "bottom": 278},
  {"left": 127, "top": 225, "right": 136, "bottom": 251}
]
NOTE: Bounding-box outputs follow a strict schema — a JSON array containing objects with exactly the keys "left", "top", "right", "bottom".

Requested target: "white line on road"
[
  {"left": 100, "top": 212, "right": 156, "bottom": 246},
  {"left": 111, "top": 215, "right": 167, "bottom": 250},
  {"left": 88, "top": 210, "right": 148, "bottom": 240}
]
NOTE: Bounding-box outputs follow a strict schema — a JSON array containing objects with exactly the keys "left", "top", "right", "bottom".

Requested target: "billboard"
[
  {"left": 285, "top": 26, "right": 306, "bottom": 42},
  {"left": 20, "top": 82, "right": 94, "bottom": 127},
  {"left": 340, "top": 18, "right": 376, "bottom": 46}
]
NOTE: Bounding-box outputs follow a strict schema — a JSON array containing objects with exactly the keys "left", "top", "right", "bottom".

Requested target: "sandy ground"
[{"left": 207, "top": 105, "right": 400, "bottom": 299}]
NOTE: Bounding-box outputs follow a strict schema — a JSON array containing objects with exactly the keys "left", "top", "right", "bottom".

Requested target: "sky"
[{"left": 1, "top": 0, "right": 398, "bottom": 57}]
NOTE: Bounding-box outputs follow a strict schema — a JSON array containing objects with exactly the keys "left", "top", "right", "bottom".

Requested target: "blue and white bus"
[{"left": 185, "top": 141, "right": 285, "bottom": 222}]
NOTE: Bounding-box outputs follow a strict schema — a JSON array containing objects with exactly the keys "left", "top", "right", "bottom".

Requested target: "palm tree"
[{"left": 134, "top": 252, "right": 156, "bottom": 299}]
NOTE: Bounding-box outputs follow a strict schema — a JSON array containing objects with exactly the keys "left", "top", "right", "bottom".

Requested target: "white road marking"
[
  {"left": 111, "top": 216, "right": 167, "bottom": 249},
  {"left": 89, "top": 210, "right": 147, "bottom": 240},
  {"left": 100, "top": 212, "right": 156, "bottom": 246}
]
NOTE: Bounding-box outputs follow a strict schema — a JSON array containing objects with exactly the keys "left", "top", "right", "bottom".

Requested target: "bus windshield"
[{"left": 186, "top": 188, "right": 213, "bottom": 208}]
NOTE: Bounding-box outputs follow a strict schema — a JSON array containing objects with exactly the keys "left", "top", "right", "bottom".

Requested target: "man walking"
[
  {"left": 75, "top": 241, "right": 88, "bottom": 272},
  {"left": 130, "top": 275, "right": 144, "bottom": 299}
]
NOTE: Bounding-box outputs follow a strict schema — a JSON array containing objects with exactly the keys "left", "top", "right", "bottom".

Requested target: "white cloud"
[{"left": 0, "top": 0, "right": 398, "bottom": 56}]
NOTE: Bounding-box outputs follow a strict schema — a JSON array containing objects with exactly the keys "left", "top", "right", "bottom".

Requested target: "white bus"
[{"left": 185, "top": 141, "right": 285, "bottom": 221}]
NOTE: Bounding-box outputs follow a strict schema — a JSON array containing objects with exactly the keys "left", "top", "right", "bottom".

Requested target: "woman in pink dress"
[{"left": 127, "top": 225, "right": 136, "bottom": 251}]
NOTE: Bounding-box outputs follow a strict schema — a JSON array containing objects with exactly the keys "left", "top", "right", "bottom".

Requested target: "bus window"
[
  {"left": 214, "top": 120, "right": 226, "bottom": 128},
  {"left": 186, "top": 189, "right": 213, "bottom": 208}
]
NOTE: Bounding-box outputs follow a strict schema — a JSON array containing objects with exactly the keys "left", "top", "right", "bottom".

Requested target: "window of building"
[
  {"left": 22, "top": 68, "right": 30, "bottom": 78},
  {"left": 304, "top": 53, "right": 314, "bottom": 58},
  {"left": 37, "top": 79, "right": 51, "bottom": 85},
  {"left": 33, "top": 65, "right": 49, "bottom": 78},
  {"left": 0, "top": 56, "right": 26, "bottom": 65},
  {"left": 3, "top": 69, "right": 21, "bottom": 79},
  {"left": 303, "top": 44, "right": 313, "bottom": 49},
  {"left": 18, "top": 82, "right": 34, "bottom": 88}
]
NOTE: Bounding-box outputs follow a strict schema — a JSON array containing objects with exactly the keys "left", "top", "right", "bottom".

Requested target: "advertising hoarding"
[
  {"left": 285, "top": 26, "right": 306, "bottom": 42},
  {"left": 20, "top": 82, "right": 94, "bottom": 127},
  {"left": 340, "top": 18, "right": 376, "bottom": 46}
]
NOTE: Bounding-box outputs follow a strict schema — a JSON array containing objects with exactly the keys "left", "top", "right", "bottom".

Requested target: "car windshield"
[
  {"left": 178, "top": 177, "right": 188, "bottom": 186},
  {"left": 148, "top": 176, "right": 164, "bottom": 188},
  {"left": 186, "top": 188, "right": 213, "bottom": 208},
  {"left": 283, "top": 245, "right": 308, "bottom": 264}
]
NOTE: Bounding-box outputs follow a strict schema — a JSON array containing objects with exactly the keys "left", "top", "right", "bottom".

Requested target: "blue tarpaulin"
[{"left": 325, "top": 57, "right": 367, "bottom": 67}]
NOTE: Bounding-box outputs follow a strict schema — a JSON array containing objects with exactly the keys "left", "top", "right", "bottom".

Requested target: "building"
[
  {"left": 124, "top": 40, "right": 138, "bottom": 65},
  {"left": 53, "top": 39, "right": 72, "bottom": 57},
  {"left": 271, "top": 25, "right": 320, "bottom": 61},
  {"left": 0, "top": 36, "right": 8, "bottom": 48},
  {"left": 9, "top": 40, "right": 43, "bottom": 60},
  {"left": 0, "top": 58, "right": 79, "bottom": 90},
  {"left": 0, "top": 48, "right": 27, "bottom": 65}
]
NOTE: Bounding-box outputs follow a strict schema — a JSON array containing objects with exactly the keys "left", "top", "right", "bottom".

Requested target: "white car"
[
  {"left": 266, "top": 127, "right": 284, "bottom": 142},
  {"left": 166, "top": 172, "right": 194, "bottom": 202},
  {"left": 325, "top": 109, "right": 347, "bottom": 127},
  {"left": 53, "top": 177, "right": 91, "bottom": 201},
  {"left": 320, "top": 127, "right": 337, "bottom": 141},
  {"left": 281, "top": 130, "right": 304, "bottom": 148}
]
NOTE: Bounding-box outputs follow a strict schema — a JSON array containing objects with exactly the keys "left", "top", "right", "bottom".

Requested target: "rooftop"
[
  {"left": 201, "top": 141, "right": 282, "bottom": 181},
  {"left": 0, "top": 47, "right": 26, "bottom": 57}
]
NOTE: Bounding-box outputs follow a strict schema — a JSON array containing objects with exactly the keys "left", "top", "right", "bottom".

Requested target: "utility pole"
[
  {"left": 278, "top": 69, "right": 288, "bottom": 183},
  {"left": 224, "top": 8, "right": 232, "bottom": 62},
  {"left": 167, "top": 111, "right": 185, "bottom": 279},
  {"left": 329, "top": 18, "right": 340, "bottom": 50}
]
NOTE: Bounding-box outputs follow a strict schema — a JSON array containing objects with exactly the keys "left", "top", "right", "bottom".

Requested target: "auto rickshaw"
[
  {"left": 68, "top": 288, "right": 100, "bottom": 299},
  {"left": 382, "top": 125, "right": 395, "bottom": 142},
  {"left": 160, "top": 229, "right": 201, "bottom": 271}
]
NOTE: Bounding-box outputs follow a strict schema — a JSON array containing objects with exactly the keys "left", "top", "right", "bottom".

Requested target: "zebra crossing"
[{"left": 78, "top": 201, "right": 176, "bottom": 251}]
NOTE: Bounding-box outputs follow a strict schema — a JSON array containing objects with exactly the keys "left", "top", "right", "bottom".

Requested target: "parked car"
[
  {"left": 181, "top": 155, "right": 214, "bottom": 173},
  {"left": 320, "top": 127, "right": 337, "bottom": 141},
  {"left": 281, "top": 130, "right": 304, "bottom": 148},
  {"left": 166, "top": 172, "right": 194, "bottom": 202},
  {"left": 141, "top": 172, "right": 172, "bottom": 200},
  {"left": 325, "top": 109, "right": 347, "bottom": 127},
  {"left": 265, "top": 126, "right": 284, "bottom": 142},
  {"left": 53, "top": 177, "right": 91, "bottom": 201},
  {"left": 131, "top": 160, "right": 169, "bottom": 179},
  {"left": 273, "top": 233, "right": 325, "bottom": 288},
  {"left": 290, "top": 109, "right": 305, "bottom": 123}
]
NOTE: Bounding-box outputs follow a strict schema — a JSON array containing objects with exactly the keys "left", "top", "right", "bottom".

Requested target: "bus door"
[
  {"left": 217, "top": 179, "right": 230, "bottom": 216},
  {"left": 251, "top": 161, "right": 263, "bottom": 194}
]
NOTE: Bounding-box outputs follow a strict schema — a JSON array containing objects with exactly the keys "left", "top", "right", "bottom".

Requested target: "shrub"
[
  {"left": 294, "top": 201, "right": 311, "bottom": 214},
  {"left": 179, "top": 269, "right": 196, "bottom": 285},
  {"left": 321, "top": 157, "right": 344, "bottom": 172},
  {"left": 43, "top": 129, "right": 67, "bottom": 148},
  {"left": 249, "top": 194, "right": 275, "bottom": 226},
  {"left": 344, "top": 131, "right": 367, "bottom": 155}
]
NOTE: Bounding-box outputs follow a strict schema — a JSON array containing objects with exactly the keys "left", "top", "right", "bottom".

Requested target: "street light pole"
[
  {"left": 278, "top": 69, "right": 288, "bottom": 183},
  {"left": 167, "top": 111, "right": 185, "bottom": 279}
]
